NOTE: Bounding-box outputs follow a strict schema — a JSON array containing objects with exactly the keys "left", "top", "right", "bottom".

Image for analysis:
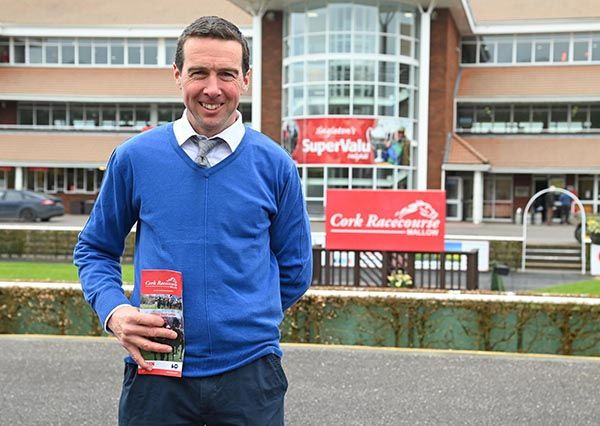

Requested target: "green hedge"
[
  {"left": 2, "top": 286, "right": 599, "bottom": 356},
  {"left": 0, "top": 229, "right": 523, "bottom": 270},
  {"left": 0, "top": 229, "right": 135, "bottom": 261},
  {"left": 489, "top": 240, "right": 522, "bottom": 270}
]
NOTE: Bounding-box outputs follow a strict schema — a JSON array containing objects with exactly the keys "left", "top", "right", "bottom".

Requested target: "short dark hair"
[{"left": 174, "top": 16, "right": 250, "bottom": 75}]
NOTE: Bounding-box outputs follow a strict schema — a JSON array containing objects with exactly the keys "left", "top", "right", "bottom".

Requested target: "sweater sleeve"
[
  {"left": 270, "top": 162, "right": 313, "bottom": 311},
  {"left": 73, "top": 147, "right": 139, "bottom": 327}
]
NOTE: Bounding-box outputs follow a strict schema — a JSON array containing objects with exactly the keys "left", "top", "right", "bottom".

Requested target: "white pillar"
[
  {"left": 251, "top": 14, "right": 263, "bottom": 131},
  {"left": 473, "top": 170, "right": 484, "bottom": 224},
  {"left": 416, "top": 5, "right": 434, "bottom": 190},
  {"left": 14, "top": 166, "right": 23, "bottom": 190},
  {"left": 150, "top": 104, "right": 158, "bottom": 125}
]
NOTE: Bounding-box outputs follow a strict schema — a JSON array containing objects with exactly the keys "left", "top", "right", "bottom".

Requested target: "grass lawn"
[
  {"left": 0, "top": 261, "right": 134, "bottom": 284},
  {"left": 534, "top": 280, "right": 600, "bottom": 295}
]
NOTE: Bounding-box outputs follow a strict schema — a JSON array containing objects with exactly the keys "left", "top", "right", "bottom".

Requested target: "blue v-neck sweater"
[{"left": 74, "top": 124, "right": 312, "bottom": 377}]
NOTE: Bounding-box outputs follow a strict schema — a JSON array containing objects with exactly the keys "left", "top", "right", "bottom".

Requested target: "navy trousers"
[{"left": 118, "top": 354, "right": 288, "bottom": 425}]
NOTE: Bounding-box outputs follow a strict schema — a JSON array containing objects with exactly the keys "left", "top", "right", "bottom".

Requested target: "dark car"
[{"left": 0, "top": 189, "right": 64, "bottom": 222}]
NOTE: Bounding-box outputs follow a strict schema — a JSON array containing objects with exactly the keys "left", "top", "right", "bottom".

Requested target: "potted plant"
[
  {"left": 588, "top": 215, "right": 600, "bottom": 245},
  {"left": 387, "top": 271, "right": 414, "bottom": 288}
]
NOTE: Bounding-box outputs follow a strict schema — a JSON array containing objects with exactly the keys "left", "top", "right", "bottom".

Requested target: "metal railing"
[{"left": 311, "top": 248, "right": 479, "bottom": 290}]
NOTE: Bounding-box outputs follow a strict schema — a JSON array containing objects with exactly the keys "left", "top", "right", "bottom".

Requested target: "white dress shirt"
[{"left": 173, "top": 109, "right": 246, "bottom": 166}]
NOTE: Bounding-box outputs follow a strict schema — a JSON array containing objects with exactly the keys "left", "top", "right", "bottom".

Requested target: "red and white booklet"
[{"left": 138, "top": 269, "right": 185, "bottom": 377}]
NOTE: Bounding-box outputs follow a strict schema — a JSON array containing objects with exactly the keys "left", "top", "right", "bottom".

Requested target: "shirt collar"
[{"left": 173, "top": 109, "right": 245, "bottom": 151}]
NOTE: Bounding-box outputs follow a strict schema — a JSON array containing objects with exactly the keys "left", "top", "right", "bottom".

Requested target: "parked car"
[{"left": 0, "top": 189, "right": 64, "bottom": 222}]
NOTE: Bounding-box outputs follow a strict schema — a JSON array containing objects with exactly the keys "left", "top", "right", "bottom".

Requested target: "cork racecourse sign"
[{"left": 325, "top": 190, "right": 446, "bottom": 252}]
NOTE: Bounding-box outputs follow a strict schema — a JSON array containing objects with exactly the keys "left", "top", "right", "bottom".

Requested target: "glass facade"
[
  {"left": 283, "top": 1, "right": 419, "bottom": 218},
  {"left": 283, "top": 2, "right": 418, "bottom": 120}
]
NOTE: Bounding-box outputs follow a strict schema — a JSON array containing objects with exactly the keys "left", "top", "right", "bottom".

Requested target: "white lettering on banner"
[
  {"left": 330, "top": 213, "right": 364, "bottom": 227},
  {"left": 314, "top": 126, "right": 357, "bottom": 138},
  {"left": 329, "top": 200, "right": 441, "bottom": 236},
  {"left": 301, "top": 138, "right": 372, "bottom": 157}
]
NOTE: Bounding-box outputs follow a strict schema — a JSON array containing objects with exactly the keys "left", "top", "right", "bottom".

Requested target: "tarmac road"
[{"left": 1, "top": 335, "right": 599, "bottom": 425}]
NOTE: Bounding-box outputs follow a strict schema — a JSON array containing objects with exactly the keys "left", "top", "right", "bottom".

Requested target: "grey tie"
[{"left": 190, "top": 135, "right": 223, "bottom": 167}]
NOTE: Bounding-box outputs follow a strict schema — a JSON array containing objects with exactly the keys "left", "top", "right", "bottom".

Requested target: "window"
[
  {"left": 461, "top": 33, "right": 600, "bottom": 65},
  {"left": 28, "top": 38, "right": 43, "bottom": 63},
  {"left": 306, "top": 60, "right": 326, "bottom": 82},
  {"left": 553, "top": 39, "right": 569, "bottom": 62},
  {"left": 14, "top": 38, "right": 26, "bottom": 63},
  {"left": 143, "top": 40, "right": 158, "bottom": 65},
  {"left": 0, "top": 37, "right": 9, "bottom": 63},
  {"left": 165, "top": 39, "right": 177, "bottom": 65},
  {"left": 516, "top": 40, "right": 532, "bottom": 62},
  {"left": 111, "top": 39, "right": 124, "bottom": 64},
  {"left": 128, "top": 39, "right": 142, "bottom": 64},
  {"left": 329, "top": 61, "right": 351, "bottom": 81},
  {"left": 461, "top": 43, "right": 477, "bottom": 63},
  {"left": 497, "top": 40, "right": 513, "bottom": 63},
  {"left": 61, "top": 39, "right": 75, "bottom": 64},
  {"left": 456, "top": 103, "right": 600, "bottom": 134},
  {"left": 353, "top": 60, "right": 375, "bottom": 81},
  {"left": 479, "top": 40, "right": 494, "bottom": 63},
  {"left": 457, "top": 106, "right": 474, "bottom": 130},
  {"left": 307, "top": 85, "right": 326, "bottom": 115},
  {"left": 379, "top": 61, "right": 395, "bottom": 83},
  {"left": 79, "top": 40, "right": 92, "bottom": 64},
  {"left": 534, "top": 41, "right": 550, "bottom": 62},
  {"left": 593, "top": 36, "right": 600, "bottom": 61},
  {"left": 45, "top": 40, "right": 59, "bottom": 64},
  {"left": 574, "top": 38, "right": 590, "bottom": 61},
  {"left": 94, "top": 39, "right": 109, "bottom": 64}
]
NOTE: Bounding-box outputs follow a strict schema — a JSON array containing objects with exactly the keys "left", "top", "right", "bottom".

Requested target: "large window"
[
  {"left": 283, "top": 3, "right": 418, "bottom": 122},
  {"left": 0, "top": 36, "right": 251, "bottom": 67},
  {"left": 11, "top": 101, "right": 252, "bottom": 130},
  {"left": 462, "top": 32, "right": 600, "bottom": 65},
  {"left": 483, "top": 175, "right": 513, "bottom": 220},
  {"left": 24, "top": 167, "right": 105, "bottom": 194},
  {"left": 456, "top": 103, "right": 600, "bottom": 134}
]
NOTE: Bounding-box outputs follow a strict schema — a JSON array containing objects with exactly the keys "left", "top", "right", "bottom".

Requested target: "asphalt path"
[{"left": 1, "top": 336, "right": 599, "bottom": 425}]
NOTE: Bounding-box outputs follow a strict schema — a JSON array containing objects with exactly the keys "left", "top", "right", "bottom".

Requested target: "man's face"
[{"left": 173, "top": 37, "right": 249, "bottom": 137}]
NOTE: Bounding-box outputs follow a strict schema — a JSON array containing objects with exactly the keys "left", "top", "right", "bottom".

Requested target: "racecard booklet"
[{"left": 138, "top": 269, "right": 185, "bottom": 377}]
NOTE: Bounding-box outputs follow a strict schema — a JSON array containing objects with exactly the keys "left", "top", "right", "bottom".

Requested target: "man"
[
  {"left": 383, "top": 128, "right": 407, "bottom": 165},
  {"left": 74, "top": 16, "right": 312, "bottom": 425},
  {"left": 559, "top": 186, "right": 574, "bottom": 225}
]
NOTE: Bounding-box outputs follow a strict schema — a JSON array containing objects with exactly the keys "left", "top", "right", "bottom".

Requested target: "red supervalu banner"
[
  {"left": 291, "top": 118, "right": 376, "bottom": 164},
  {"left": 326, "top": 189, "right": 446, "bottom": 252}
]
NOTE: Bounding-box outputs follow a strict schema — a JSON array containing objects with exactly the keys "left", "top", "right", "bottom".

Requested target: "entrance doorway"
[{"left": 446, "top": 176, "right": 463, "bottom": 221}]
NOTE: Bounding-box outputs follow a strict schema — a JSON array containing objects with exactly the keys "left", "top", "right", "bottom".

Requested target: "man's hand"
[{"left": 107, "top": 305, "right": 178, "bottom": 370}]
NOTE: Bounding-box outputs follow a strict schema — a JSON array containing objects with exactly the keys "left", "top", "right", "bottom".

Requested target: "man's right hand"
[{"left": 107, "top": 305, "right": 178, "bottom": 370}]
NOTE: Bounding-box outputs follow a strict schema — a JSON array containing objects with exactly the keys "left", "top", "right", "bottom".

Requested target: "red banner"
[
  {"left": 326, "top": 190, "right": 446, "bottom": 252},
  {"left": 290, "top": 118, "right": 376, "bottom": 164}
]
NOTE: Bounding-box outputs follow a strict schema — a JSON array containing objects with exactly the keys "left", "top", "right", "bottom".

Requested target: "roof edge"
[{"left": 452, "top": 133, "right": 489, "bottom": 164}]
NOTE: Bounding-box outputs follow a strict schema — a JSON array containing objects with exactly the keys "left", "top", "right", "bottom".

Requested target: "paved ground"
[{"left": 1, "top": 335, "right": 599, "bottom": 425}]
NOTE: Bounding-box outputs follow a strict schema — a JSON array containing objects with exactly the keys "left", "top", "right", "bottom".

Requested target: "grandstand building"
[{"left": 1, "top": 0, "right": 599, "bottom": 222}]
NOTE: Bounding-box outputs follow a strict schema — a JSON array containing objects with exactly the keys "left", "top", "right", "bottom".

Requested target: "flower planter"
[{"left": 590, "top": 232, "right": 600, "bottom": 245}]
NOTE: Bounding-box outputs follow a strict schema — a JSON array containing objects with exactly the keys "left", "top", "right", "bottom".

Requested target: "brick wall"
[
  {"left": 428, "top": 9, "right": 461, "bottom": 189},
  {"left": 261, "top": 11, "right": 283, "bottom": 143}
]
